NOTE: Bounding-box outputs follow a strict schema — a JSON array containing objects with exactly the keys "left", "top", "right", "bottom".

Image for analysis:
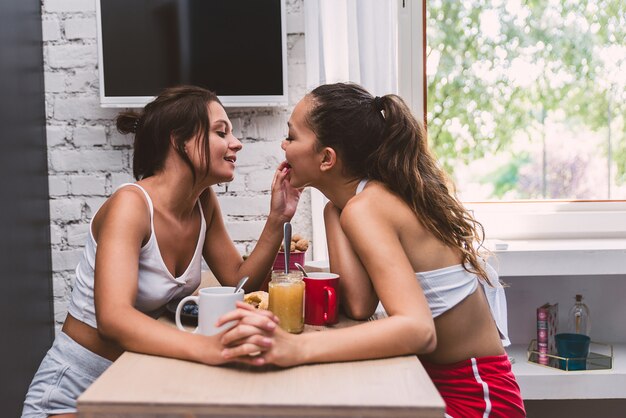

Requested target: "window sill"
[
  {"left": 308, "top": 239, "right": 626, "bottom": 277},
  {"left": 486, "top": 239, "right": 626, "bottom": 277}
]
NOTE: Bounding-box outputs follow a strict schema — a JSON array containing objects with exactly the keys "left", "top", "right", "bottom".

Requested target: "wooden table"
[{"left": 77, "top": 280, "right": 444, "bottom": 417}]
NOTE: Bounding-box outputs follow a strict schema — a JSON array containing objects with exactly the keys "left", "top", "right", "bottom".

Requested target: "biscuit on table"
[{"left": 244, "top": 291, "right": 269, "bottom": 310}]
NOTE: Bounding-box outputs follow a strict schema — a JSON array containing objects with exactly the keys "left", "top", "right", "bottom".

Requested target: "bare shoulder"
[
  {"left": 341, "top": 181, "right": 409, "bottom": 228},
  {"left": 106, "top": 185, "right": 151, "bottom": 215},
  {"left": 92, "top": 186, "right": 151, "bottom": 242}
]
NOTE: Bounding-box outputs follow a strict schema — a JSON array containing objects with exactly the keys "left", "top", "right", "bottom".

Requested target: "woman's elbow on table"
[
  {"left": 95, "top": 308, "right": 130, "bottom": 342},
  {"left": 397, "top": 317, "right": 437, "bottom": 355},
  {"left": 418, "top": 325, "right": 437, "bottom": 354},
  {"left": 342, "top": 299, "right": 378, "bottom": 321}
]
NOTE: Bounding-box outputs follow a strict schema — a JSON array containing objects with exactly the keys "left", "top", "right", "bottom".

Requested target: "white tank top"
[
  {"left": 68, "top": 183, "right": 206, "bottom": 328},
  {"left": 356, "top": 179, "right": 510, "bottom": 346}
]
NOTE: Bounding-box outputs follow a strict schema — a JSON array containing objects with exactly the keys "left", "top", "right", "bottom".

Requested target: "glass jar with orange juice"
[{"left": 268, "top": 271, "right": 305, "bottom": 333}]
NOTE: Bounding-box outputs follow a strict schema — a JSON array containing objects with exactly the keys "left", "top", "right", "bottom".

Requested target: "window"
[
  {"left": 425, "top": 0, "right": 625, "bottom": 202},
  {"left": 403, "top": 0, "right": 626, "bottom": 241}
]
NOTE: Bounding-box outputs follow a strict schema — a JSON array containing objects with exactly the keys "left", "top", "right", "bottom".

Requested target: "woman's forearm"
[
  {"left": 97, "top": 307, "right": 222, "bottom": 365},
  {"left": 297, "top": 315, "right": 436, "bottom": 365},
  {"left": 324, "top": 203, "right": 378, "bottom": 319}
]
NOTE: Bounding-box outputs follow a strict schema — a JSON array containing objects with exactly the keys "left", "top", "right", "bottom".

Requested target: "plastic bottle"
[{"left": 567, "top": 294, "right": 591, "bottom": 336}]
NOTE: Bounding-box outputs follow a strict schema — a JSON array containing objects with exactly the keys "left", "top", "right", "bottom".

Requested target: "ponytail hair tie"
[
  {"left": 373, "top": 96, "right": 384, "bottom": 112},
  {"left": 132, "top": 117, "right": 141, "bottom": 133}
]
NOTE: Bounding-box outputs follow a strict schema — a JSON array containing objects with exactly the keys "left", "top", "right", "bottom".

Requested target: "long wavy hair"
[
  {"left": 116, "top": 85, "right": 221, "bottom": 184},
  {"left": 307, "top": 83, "right": 490, "bottom": 283}
]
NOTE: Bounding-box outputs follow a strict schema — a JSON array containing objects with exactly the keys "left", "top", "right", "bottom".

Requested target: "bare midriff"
[
  {"left": 62, "top": 314, "right": 125, "bottom": 362},
  {"left": 419, "top": 288, "right": 506, "bottom": 365}
]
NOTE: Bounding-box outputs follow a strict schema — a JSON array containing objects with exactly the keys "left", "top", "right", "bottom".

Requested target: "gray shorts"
[{"left": 22, "top": 331, "right": 112, "bottom": 417}]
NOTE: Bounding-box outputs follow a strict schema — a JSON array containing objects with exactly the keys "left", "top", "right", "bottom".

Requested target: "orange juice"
[{"left": 268, "top": 271, "right": 305, "bottom": 333}]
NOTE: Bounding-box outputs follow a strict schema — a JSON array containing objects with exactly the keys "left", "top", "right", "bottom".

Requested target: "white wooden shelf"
[{"left": 508, "top": 343, "right": 626, "bottom": 400}]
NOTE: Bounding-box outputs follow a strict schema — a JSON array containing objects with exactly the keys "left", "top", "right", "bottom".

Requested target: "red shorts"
[{"left": 422, "top": 354, "right": 526, "bottom": 418}]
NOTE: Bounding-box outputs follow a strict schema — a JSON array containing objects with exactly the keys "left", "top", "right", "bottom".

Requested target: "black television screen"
[{"left": 96, "top": 0, "right": 287, "bottom": 107}]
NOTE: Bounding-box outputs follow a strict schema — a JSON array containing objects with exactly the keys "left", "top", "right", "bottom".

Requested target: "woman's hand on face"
[
  {"left": 216, "top": 302, "right": 279, "bottom": 365},
  {"left": 269, "top": 161, "right": 302, "bottom": 222}
]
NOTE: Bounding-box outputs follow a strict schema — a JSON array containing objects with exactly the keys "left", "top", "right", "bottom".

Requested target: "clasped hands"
[{"left": 215, "top": 301, "right": 282, "bottom": 367}]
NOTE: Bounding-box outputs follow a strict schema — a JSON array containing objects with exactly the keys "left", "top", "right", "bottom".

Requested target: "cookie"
[{"left": 244, "top": 291, "right": 269, "bottom": 310}]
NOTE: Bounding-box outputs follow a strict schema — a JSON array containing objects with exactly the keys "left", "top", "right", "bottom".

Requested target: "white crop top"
[
  {"left": 68, "top": 183, "right": 206, "bottom": 328},
  {"left": 356, "top": 179, "right": 510, "bottom": 346}
]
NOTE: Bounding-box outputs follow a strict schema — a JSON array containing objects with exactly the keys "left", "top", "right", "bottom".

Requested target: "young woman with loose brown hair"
[
  {"left": 220, "top": 83, "right": 525, "bottom": 417},
  {"left": 22, "top": 86, "right": 297, "bottom": 418}
]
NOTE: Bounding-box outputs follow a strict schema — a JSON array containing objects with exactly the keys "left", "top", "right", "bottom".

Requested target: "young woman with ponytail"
[
  {"left": 220, "top": 83, "right": 525, "bottom": 417},
  {"left": 22, "top": 85, "right": 297, "bottom": 418}
]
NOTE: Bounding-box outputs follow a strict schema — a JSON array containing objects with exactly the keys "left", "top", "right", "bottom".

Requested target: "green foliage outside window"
[{"left": 427, "top": 0, "right": 625, "bottom": 200}]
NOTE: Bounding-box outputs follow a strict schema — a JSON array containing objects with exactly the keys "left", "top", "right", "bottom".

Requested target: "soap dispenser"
[{"left": 567, "top": 294, "right": 590, "bottom": 336}]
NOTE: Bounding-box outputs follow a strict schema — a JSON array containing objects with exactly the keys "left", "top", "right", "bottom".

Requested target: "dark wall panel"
[{"left": 0, "top": 0, "right": 54, "bottom": 416}]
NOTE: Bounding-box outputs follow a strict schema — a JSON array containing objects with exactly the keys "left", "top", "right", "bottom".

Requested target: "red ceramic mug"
[{"left": 304, "top": 272, "right": 339, "bottom": 325}]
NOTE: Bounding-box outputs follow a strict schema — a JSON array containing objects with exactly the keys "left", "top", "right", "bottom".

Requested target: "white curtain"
[
  {"left": 304, "top": 0, "right": 398, "bottom": 96},
  {"left": 304, "top": 0, "right": 398, "bottom": 260}
]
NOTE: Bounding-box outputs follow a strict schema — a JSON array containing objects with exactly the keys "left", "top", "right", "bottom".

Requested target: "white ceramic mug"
[{"left": 175, "top": 287, "right": 244, "bottom": 336}]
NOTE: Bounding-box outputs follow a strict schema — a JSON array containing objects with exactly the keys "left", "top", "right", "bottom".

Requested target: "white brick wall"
[
  {"left": 72, "top": 125, "right": 107, "bottom": 147},
  {"left": 43, "top": 0, "right": 95, "bottom": 13},
  {"left": 46, "top": 125, "right": 68, "bottom": 146},
  {"left": 49, "top": 149, "right": 127, "bottom": 172},
  {"left": 42, "top": 0, "right": 312, "bottom": 330},
  {"left": 70, "top": 175, "right": 106, "bottom": 196},
  {"left": 46, "top": 44, "right": 98, "bottom": 69},
  {"left": 41, "top": 17, "right": 62, "bottom": 42},
  {"left": 64, "top": 17, "right": 97, "bottom": 39}
]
